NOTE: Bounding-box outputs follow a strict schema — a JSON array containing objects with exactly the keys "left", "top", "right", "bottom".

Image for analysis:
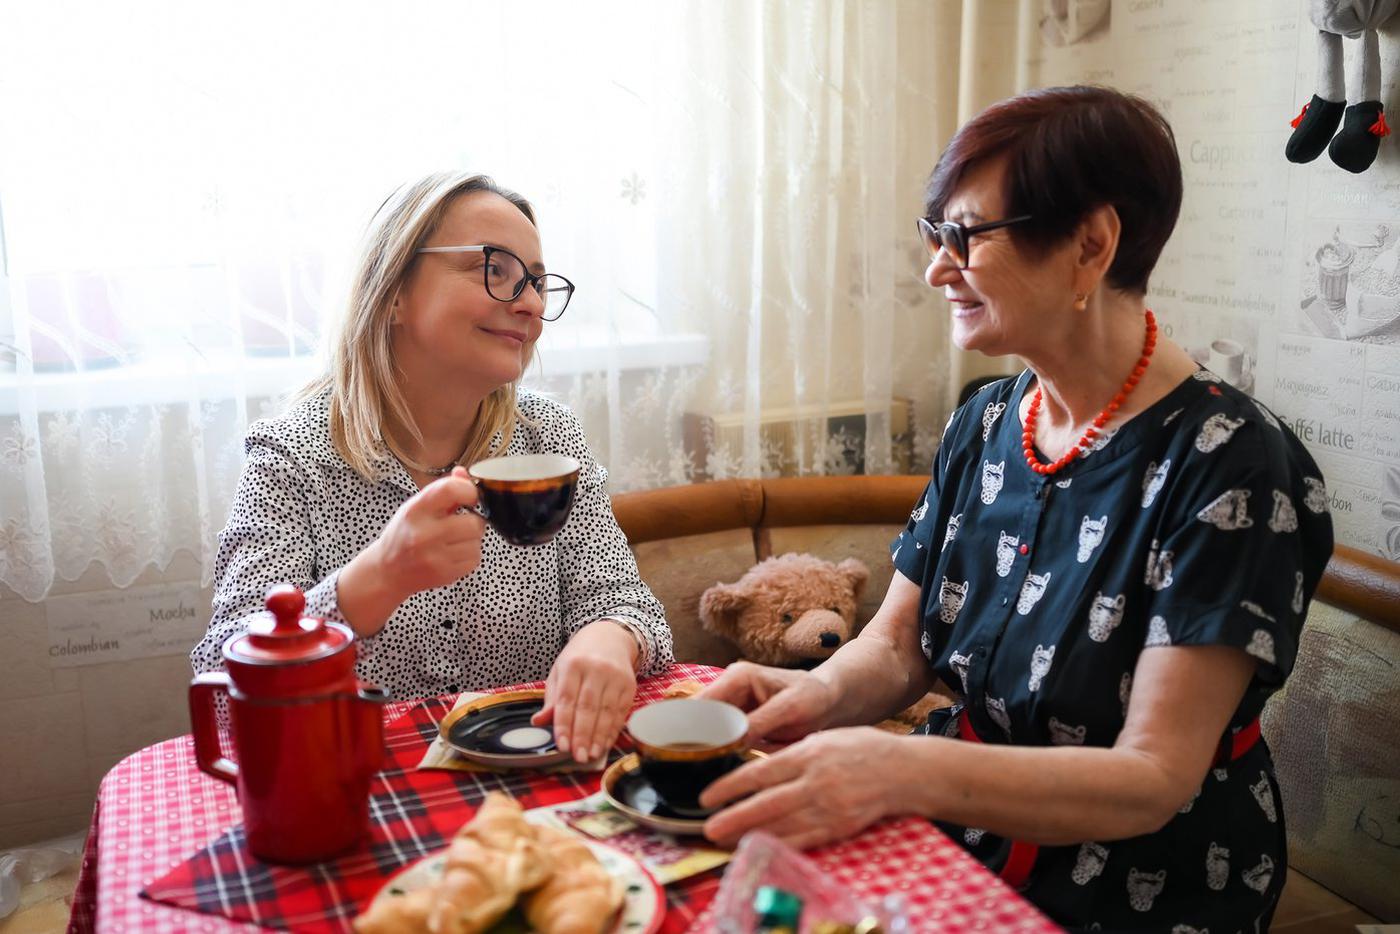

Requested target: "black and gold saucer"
[
  {"left": 438, "top": 690, "right": 572, "bottom": 769},
  {"left": 600, "top": 750, "right": 766, "bottom": 836}
]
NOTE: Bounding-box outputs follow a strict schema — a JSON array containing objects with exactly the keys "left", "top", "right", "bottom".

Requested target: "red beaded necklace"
[{"left": 1022, "top": 309, "right": 1157, "bottom": 476}]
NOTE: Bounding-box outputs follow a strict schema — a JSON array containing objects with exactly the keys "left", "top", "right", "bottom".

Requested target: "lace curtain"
[{"left": 0, "top": 0, "right": 1033, "bottom": 602}]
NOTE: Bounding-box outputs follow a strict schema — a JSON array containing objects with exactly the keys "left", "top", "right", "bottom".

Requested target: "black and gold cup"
[
  {"left": 626, "top": 698, "right": 749, "bottom": 817},
  {"left": 468, "top": 454, "right": 580, "bottom": 547}
]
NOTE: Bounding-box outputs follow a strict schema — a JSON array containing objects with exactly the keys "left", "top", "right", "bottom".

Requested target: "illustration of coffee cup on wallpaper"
[
  {"left": 1300, "top": 223, "right": 1400, "bottom": 343},
  {"left": 1161, "top": 311, "right": 1260, "bottom": 395},
  {"left": 1040, "top": 0, "right": 1111, "bottom": 47}
]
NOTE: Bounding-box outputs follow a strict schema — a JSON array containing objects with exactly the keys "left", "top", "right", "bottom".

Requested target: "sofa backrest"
[
  {"left": 1262, "top": 546, "right": 1400, "bottom": 921},
  {"left": 612, "top": 476, "right": 925, "bottom": 665}
]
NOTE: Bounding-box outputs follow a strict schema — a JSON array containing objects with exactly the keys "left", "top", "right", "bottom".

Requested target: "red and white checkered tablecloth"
[{"left": 67, "top": 663, "right": 1058, "bottom": 933}]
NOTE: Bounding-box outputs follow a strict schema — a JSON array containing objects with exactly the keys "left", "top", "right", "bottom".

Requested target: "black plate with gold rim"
[{"left": 438, "top": 689, "right": 572, "bottom": 769}]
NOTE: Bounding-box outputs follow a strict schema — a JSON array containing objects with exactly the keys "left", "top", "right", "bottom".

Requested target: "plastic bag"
[
  {"left": 711, "top": 831, "right": 909, "bottom": 934},
  {"left": 0, "top": 833, "right": 84, "bottom": 920}
]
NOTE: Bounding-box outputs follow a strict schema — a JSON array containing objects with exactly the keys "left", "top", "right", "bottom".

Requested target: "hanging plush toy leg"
[
  {"left": 1330, "top": 25, "right": 1390, "bottom": 173},
  {"left": 1287, "top": 30, "right": 1346, "bottom": 164}
]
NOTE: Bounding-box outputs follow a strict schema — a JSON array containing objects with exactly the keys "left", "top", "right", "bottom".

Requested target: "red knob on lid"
[
  {"left": 265, "top": 584, "right": 307, "bottom": 634},
  {"left": 227, "top": 584, "right": 349, "bottom": 664}
]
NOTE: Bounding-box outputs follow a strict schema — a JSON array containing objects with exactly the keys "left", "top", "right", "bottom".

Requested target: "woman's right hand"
[
  {"left": 698, "top": 661, "right": 839, "bottom": 747},
  {"left": 370, "top": 466, "right": 486, "bottom": 598},
  {"left": 339, "top": 466, "right": 486, "bottom": 635}
]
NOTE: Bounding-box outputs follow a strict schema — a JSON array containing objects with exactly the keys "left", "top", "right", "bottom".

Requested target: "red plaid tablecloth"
[{"left": 68, "top": 663, "right": 1057, "bottom": 933}]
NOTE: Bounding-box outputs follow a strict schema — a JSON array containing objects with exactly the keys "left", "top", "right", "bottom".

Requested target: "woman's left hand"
[
  {"left": 700, "top": 726, "right": 903, "bottom": 850},
  {"left": 533, "top": 620, "right": 638, "bottom": 762}
]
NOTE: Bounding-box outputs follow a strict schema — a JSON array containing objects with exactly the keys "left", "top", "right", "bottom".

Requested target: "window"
[{"left": 0, "top": 0, "right": 676, "bottom": 400}]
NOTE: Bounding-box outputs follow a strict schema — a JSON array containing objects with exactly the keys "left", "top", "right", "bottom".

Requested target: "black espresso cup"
[
  {"left": 468, "top": 454, "right": 580, "bottom": 547},
  {"left": 626, "top": 698, "right": 749, "bottom": 817}
]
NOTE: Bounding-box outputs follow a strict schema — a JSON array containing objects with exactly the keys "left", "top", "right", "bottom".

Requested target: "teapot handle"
[
  {"left": 189, "top": 673, "right": 238, "bottom": 785},
  {"left": 351, "top": 681, "right": 389, "bottom": 779}
]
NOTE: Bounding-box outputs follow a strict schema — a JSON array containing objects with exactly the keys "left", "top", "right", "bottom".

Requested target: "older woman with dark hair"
[{"left": 700, "top": 86, "right": 1332, "bottom": 931}]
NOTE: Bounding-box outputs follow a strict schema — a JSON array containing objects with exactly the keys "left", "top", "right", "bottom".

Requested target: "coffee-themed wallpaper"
[{"left": 1028, "top": 0, "right": 1400, "bottom": 561}]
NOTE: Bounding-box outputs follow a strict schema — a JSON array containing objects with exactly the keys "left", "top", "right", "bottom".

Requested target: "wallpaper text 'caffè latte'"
[{"left": 1030, "top": 0, "right": 1400, "bottom": 559}]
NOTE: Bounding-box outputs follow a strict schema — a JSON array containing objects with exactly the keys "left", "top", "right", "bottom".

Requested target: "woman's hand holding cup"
[
  {"left": 692, "top": 670, "right": 899, "bottom": 849},
  {"left": 338, "top": 467, "right": 486, "bottom": 637},
  {"left": 367, "top": 466, "right": 487, "bottom": 601},
  {"left": 700, "top": 726, "right": 901, "bottom": 850},
  {"left": 698, "top": 661, "right": 839, "bottom": 748}
]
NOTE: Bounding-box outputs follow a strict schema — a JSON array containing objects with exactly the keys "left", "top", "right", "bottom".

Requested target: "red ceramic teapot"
[{"left": 189, "top": 584, "right": 387, "bottom": 864}]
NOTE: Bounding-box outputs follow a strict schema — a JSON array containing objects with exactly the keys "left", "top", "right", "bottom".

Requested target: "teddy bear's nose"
[{"left": 819, "top": 631, "right": 841, "bottom": 648}]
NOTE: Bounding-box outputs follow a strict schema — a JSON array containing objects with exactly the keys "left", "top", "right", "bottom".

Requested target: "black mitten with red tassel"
[
  {"left": 1286, "top": 95, "right": 1345, "bottom": 164},
  {"left": 1329, "top": 101, "right": 1391, "bottom": 173}
]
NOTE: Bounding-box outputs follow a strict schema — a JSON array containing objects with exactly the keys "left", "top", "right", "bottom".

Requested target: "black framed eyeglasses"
[
  {"left": 415, "top": 244, "right": 575, "bottom": 321},
  {"left": 917, "top": 215, "right": 1033, "bottom": 269}
]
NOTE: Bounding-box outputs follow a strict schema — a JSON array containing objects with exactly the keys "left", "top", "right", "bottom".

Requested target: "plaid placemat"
[{"left": 140, "top": 664, "right": 720, "bottom": 934}]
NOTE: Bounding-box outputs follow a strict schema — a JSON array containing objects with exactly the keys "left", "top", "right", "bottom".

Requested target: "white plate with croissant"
[{"left": 354, "top": 793, "right": 664, "bottom": 934}]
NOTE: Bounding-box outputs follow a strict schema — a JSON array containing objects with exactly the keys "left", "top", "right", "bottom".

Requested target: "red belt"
[{"left": 956, "top": 711, "right": 1262, "bottom": 889}]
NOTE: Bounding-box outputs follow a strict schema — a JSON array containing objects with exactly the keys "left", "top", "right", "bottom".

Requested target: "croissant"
[
  {"left": 456, "top": 792, "right": 552, "bottom": 891},
  {"left": 522, "top": 826, "right": 623, "bottom": 934},
  {"left": 426, "top": 836, "right": 520, "bottom": 934},
  {"left": 353, "top": 794, "right": 594, "bottom": 934},
  {"left": 352, "top": 887, "right": 436, "bottom": 934}
]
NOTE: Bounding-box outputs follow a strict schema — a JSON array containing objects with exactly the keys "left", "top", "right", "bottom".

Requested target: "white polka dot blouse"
[{"left": 191, "top": 388, "right": 674, "bottom": 700}]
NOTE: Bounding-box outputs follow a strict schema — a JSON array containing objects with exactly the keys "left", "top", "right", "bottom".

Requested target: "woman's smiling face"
[
  {"left": 393, "top": 190, "right": 547, "bottom": 390},
  {"left": 924, "top": 157, "right": 1078, "bottom": 357}
]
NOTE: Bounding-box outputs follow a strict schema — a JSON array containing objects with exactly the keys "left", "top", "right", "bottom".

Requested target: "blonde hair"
[{"left": 299, "top": 172, "right": 536, "bottom": 480}]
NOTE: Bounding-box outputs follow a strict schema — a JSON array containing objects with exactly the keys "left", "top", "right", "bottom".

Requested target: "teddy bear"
[
  {"left": 1286, "top": 0, "right": 1400, "bottom": 173},
  {"left": 697, "top": 552, "right": 947, "bottom": 733}
]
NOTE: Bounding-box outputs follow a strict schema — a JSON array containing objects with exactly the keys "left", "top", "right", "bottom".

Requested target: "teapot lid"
[{"left": 226, "top": 584, "right": 350, "bottom": 665}]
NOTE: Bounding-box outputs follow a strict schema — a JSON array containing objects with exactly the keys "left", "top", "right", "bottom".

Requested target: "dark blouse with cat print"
[{"left": 891, "top": 368, "right": 1333, "bottom": 933}]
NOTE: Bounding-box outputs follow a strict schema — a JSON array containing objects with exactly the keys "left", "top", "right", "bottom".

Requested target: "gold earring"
[{"left": 1073, "top": 292, "right": 1088, "bottom": 311}]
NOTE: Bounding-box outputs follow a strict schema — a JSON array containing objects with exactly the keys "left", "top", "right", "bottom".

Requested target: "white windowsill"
[{"left": 0, "top": 332, "right": 710, "bottom": 415}]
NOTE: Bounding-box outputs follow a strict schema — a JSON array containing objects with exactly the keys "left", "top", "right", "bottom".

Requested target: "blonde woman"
[{"left": 192, "top": 173, "right": 673, "bottom": 761}]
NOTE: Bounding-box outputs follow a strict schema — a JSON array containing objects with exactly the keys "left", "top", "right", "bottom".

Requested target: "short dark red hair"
[{"left": 924, "top": 85, "right": 1182, "bottom": 295}]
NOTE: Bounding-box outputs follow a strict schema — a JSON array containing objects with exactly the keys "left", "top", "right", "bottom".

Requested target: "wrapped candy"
[{"left": 711, "top": 833, "right": 907, "bottom": 934}]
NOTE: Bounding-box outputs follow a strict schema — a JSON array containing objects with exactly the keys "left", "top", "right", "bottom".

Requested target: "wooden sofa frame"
[{"left": 613, "top": 475, "right": 1400, "bottom": 635}]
